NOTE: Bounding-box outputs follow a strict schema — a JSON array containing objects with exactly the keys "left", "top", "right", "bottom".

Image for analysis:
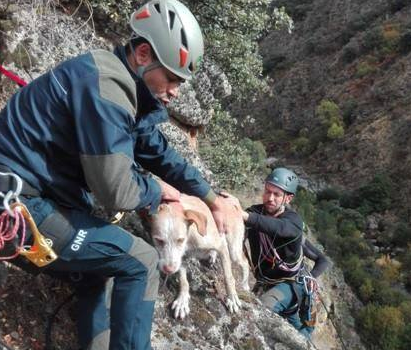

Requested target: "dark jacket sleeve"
[
  {"left": 70, "top": 67, "right": 161, "bottom": 212},
  {"left": 303, "top": 239, "right": 331, "bottom": 278},
  {"left": 133, "top": 118, "right": 215, "bottom": 203},
  {"left": 245, "top": 210, "right": 303, "bottom": 239}
]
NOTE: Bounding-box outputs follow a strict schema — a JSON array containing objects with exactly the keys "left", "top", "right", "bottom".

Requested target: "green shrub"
[
  {"left": 359, "top": 278, "right": 375, "bottom": 302},
  {"left": 391, "top": 222, "right": 411, "bottom": 247},
  {"left": 342, "top": 255, "right": 368, "bottom": 289},
  {"left": 290, "top": 136, "right": 311, "bottom": 156},
  {"left": 338, "top": 219, "right": 358, "bottom": 237},
  {"left": 341, "top": 174, "right": 394, "bottom": 214},
  {"left": 340, "top": 208, "right": 366, "bottom": 231},
  {"left": 315, "top": 99, "right": 345, "bottom": 141},
  {"left": 340, "top": 192, "right": 362, "bottom": 209},
  {"left": 372, "top": 280, "right": 409, "bottom": 306},
  {"left": 200, "top": 104, "right": 266, "bottom": 189},
  {"left": 399, "top": 323, "right": 411, "bottom": 350},
  {"left": 238, "top": 138, "right": 267, "bottom": 173},
  {"left": 389, "top": 0, "right": 411, "bottom": 13},
  {"left": 362, "top": 26, "right": 384, "bottom": 52},
  {"left": 317, "top": 188, "right": 341, "bottom": 201},
  {"left": 293, "top": 188, "right": 316, "bottom": 226},
  {"left": 399, "top": 301, "right": 411, "bottom": 324},
  {"left": 327, "top": 122, "right": 344, "bottom": 139},
  {"left": 315, "top": 208, "right": 338, "bottom": 234},
  {"left": 355, "top": 61, "right": 378, "bottom": 78},
  {"left": 357, "top": 174, "right": 394, "bottom": 214},
  {"left": 399, "top": 29, "right": 411, "bottom": 54},
  {"left": 342, "top": 98, "right": 358, "bottom": 126},
  {"left": 399, "top": 246, "right": 411, "bottom": 289},
  {"left": 341, "top": 40, "right": 360, "bottom": 63},
  {"left": 341, "top": 235, "right": 373, "bottom": 258},
  {"left": 357, "top": 304, "right": 405, "bottom": 350},
  {"left": 381, "top": 23, "right": 401, "bottom": 54}
]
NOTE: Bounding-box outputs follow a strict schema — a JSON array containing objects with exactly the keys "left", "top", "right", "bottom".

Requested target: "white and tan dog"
[{"left": 149, "top": 194, "right": 249, "bottom": 319}]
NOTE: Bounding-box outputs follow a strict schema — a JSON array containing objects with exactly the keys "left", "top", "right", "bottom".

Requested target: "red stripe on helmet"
[
  {"left": 135, "top": 8, "right": 151, "bottom": 20},
  {"left": 179, "top": 48, "right": 188, "bottom": 67}
]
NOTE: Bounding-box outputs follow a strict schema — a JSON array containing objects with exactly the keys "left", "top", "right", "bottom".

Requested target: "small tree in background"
[{"left": 315, "top": 99, "right": 345, "bottom": 141}]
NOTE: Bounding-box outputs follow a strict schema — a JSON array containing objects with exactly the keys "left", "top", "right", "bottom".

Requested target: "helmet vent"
[
  {"left": 154, "top": 3, "right": 161, "bottom": 13},
  {"left": 180, "top": 28, "right": 188, "bottom": 49},
  {"left": 169, "top": 11, "right": 176, "bottom": 29}
]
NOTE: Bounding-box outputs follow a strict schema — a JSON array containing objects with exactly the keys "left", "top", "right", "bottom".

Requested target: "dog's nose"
[{"left": 162, "top": 265, "right": 175, "bottom": 274}]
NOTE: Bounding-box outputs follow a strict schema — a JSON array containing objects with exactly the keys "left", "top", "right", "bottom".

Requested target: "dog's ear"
[{"left": 184, "top": 210, "right": 207, "bottom": 236}]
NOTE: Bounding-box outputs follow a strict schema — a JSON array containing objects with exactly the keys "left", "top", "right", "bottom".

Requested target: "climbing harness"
[
  {"left": 258, "top": 231, "right": 303, "bottom": 272},
  {"left": 0, "top": 64, "right": 27, "bottom": 87},
  {"left": 0, "top": 172, "right": 57, "bottom": 267},
  {"left": 111, "top": 211, "right": 125, "bottom": 224},
  {"left": 298, "top": 273, "right": 319, "bottom": 327}
]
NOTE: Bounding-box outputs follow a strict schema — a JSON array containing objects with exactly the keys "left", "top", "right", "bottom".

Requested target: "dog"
[{"left": 148, "top": 194, "right": 250, "bottom": 319}]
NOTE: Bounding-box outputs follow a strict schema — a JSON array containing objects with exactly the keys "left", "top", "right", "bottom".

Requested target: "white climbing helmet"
[{"left": 130, "top": 0, "right": 204, "bottom": 80}]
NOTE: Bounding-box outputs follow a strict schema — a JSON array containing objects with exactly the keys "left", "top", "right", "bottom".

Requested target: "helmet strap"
[
  {"left": 128, "top": 35, "right": 164, "bottom": 78},
  {"left": 139, "top": 60, "right": 163, "bottom": 78}
]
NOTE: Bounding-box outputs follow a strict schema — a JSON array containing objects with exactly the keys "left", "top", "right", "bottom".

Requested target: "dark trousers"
[{"left": 17, "top": 196, "right": 159, "bottom": 350}]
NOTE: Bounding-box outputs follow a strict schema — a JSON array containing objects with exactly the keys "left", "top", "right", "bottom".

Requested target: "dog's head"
[{"left": 149, "top": 203, "right": 207, "bottom": 274}]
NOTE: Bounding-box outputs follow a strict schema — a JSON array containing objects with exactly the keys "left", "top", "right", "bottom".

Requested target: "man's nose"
[{"left": 167, "top": 84, "right": 179, "bottom": 99}]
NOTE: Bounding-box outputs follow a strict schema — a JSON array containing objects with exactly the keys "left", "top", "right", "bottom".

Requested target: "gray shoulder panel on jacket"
[
  {"left": 91, "top": 50, "right": 137, "bottom": 117},
  {"left": 80, "top": 153, "right": 140, "bottom": 211}
]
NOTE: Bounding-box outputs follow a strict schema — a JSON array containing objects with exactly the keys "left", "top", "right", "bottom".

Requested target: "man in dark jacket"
[
  {"left": 241, "top": 168, "right": 329, "bottom": 337},
  {"left": 0, "top": 1, "right": 236, "bottom": 349}
]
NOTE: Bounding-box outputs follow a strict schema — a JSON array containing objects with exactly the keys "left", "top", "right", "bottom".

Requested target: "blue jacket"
[{"left": 0, "top": 46, "right": 213, "bottom": 212}]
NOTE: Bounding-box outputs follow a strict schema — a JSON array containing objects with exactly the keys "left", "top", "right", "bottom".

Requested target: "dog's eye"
[
  {"left": 176, "top": 238, "right": 185, "bottom": 245},
  {"left": 154, "top": 238, "right": 165, "bottom": 247}
]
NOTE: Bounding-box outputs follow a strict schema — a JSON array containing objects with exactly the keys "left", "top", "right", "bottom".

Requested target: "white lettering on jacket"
[{"left": 70, "top": 229, "right": 88, "bottom": 252}]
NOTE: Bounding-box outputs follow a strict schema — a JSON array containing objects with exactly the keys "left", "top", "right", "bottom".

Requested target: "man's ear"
[
  {"left": 285, "top": 193, "right": 294, "bottom": 205},
  {"left": 184, "top": 210, "right": 207, "bottom": 236},
  {"left": 134, "top": 42, "right": 154, "bottom": 66}
]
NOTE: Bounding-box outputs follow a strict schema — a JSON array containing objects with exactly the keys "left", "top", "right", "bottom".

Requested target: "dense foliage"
[
  {"left": 199, "top": 103, "right": 267, "bottom": 189},
  {"left": 294, "top": 174, "right": 411, "bottom": 350},
  {"left": 89, "top": 0, "right": 292, "bottom": 98}
]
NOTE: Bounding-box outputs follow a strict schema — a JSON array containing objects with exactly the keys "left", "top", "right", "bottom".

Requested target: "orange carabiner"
[{"left": 11, "top": 202, "right": 58, "bottom": 267}]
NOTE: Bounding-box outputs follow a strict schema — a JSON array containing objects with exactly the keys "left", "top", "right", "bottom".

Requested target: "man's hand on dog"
[
  {"left": 208, "top": 194, "right": 240, "bottom": 235},
  {"left": 158, "top": 179, "right": 181, "bottom": 202}
]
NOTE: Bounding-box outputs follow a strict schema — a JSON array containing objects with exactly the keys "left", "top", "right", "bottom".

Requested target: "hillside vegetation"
[{"left": 234, "top": 1, "right": 411, "bottom": 349}]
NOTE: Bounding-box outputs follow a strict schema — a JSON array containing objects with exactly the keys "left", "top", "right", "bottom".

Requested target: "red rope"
[
  {"left": 0, "top": 208, "right": 26, "bottom": 260},
  {"left": 0, "top": 64, "right": 27, "bottom": 87}
]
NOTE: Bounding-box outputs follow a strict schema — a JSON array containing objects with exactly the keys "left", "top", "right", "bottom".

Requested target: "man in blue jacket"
[{"left": 0, "top": 1, "right": 235, "bottom": 349}]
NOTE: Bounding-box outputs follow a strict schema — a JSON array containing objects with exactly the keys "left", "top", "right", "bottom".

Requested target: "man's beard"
[{"left": 264, "top": 202, "right": 281, "bottom": 215}]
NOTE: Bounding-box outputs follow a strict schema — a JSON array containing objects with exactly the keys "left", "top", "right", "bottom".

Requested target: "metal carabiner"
[{"left": 0, "top": 172, "right": 23, "bottom": 217}]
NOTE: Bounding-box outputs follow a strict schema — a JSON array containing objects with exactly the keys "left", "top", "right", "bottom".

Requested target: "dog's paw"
[
  {"left": 240, "top": 281, "right": 250, "bottom": 292},
  {"left": 226, "top": 294, "right": 242, "bottom": 313},
  {"left": 172, "top": 293, "right": 191, "bottom": 319},
  {"left": 208, "top": 250, "right": 218, "bottom": 265}
]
